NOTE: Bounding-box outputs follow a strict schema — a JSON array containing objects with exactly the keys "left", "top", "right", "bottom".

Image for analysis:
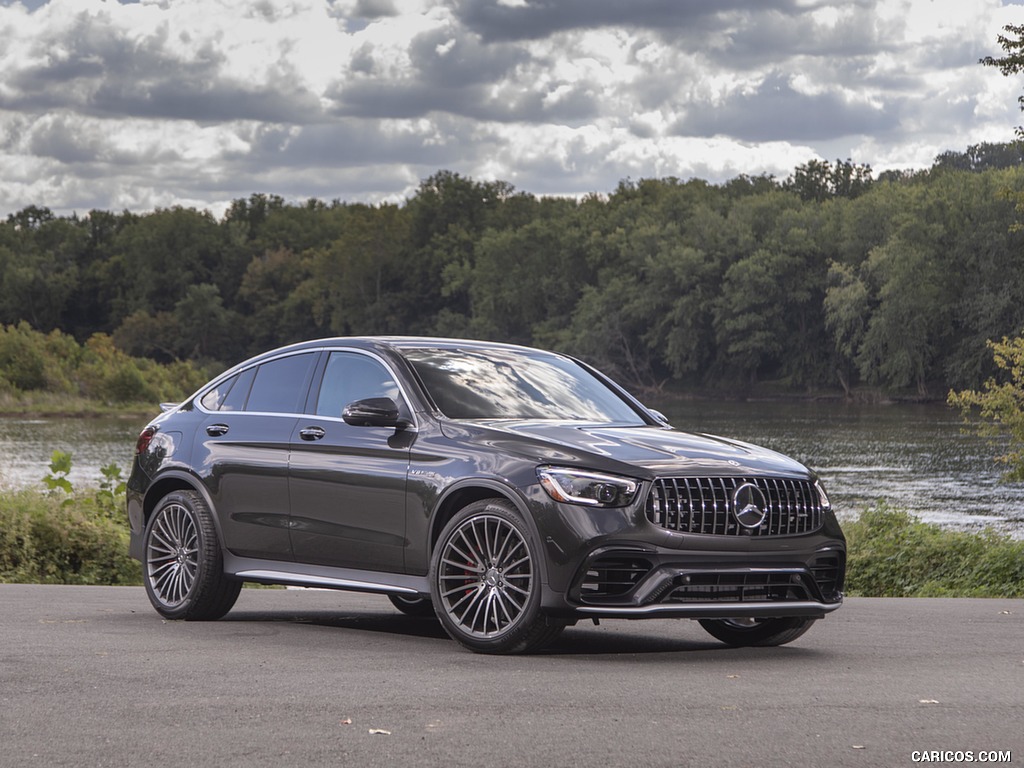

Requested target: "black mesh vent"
[
  {"left": 665, "top": 572, "right": 812, "bottom": 603},
  {"left": 646, "top": 476, "right": 824, "bottom": 536}
]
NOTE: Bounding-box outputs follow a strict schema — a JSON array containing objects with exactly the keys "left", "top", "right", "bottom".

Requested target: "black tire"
[
  {"left": 142, "top": 490, "right": 241, "bottom": 621},
  {"left": 388, "top": 593, "right": 437, "bottom": 617},
  {"left": 430, "top": 498, "right": 562, "bottom": 654},
  {"left": 698, "top": 617, "right": 817, "bottom": 647}
]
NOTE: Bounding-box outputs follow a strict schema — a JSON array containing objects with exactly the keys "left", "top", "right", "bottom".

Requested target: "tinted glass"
[
  {"left": 200, "top": 375, "right": 234, "bottom": 411},
  {"left": 401, "top": 347, "right": 643, "bottom": 423},
  {"left": 220, "top": 367, "right": 255, "bottom": 411},
  {"left": 315, "top": 352, "right": 404, "bottom": 418},
  {"left": 244, "top": 353, "right": 315, "bottom": 414}
]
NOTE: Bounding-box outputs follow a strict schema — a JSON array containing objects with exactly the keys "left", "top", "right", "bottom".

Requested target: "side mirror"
[
  {"left": 342, "top": 397, "right": 407, "bottom": 428},
  {"left": 647, "top": 408, "right": 671, "bottom": 426}
]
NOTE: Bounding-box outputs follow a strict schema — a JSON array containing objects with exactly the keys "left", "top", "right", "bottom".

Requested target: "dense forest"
[{"left": 3, "top": 141, "right": 1024, "bottom": 400}]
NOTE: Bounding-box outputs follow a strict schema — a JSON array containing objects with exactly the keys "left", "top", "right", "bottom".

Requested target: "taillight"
[{"left": 135, "top": 426, "right": 157, "bottom": 455}]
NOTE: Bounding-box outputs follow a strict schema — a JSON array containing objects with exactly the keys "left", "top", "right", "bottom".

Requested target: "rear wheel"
[
  {"left": 698, "top": 617, "right": 816, "bottom": 647},
  {"left": 143, "top": 490, "right": 241, "bottom": 621},
  {"left": 388, "top": 594, "right": 436, "bottom": 617},
  {"left": 430, "top": 499, "right": 562, "bottom": 654}
]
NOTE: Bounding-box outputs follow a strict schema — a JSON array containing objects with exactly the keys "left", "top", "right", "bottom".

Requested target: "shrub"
[
  {"left": 0, "top": 323, "right": 210, "bottom": 409},
  {"left": 0, "top": 489, "right": 140, "bottom": 585},
  {"left": 844, "top": 503, "right": 1024, "bottom": 597},
  {"left": 949, "top": 335, "right": 1024, "bottom": 481},
  {"left": 0, "top": 322, "right": 48, "bottom": 391},
  {"left": 0, "top": 451, "right": 140, "bottom": 585}
]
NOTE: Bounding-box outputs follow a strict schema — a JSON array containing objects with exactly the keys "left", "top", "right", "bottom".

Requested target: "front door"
[{"left": 287, "top": 351, "right": 412, "bottom": 572}]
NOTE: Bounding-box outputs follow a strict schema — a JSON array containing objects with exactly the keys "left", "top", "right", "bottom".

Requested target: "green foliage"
[
  {"left": 0, "top": 450, "right": 139, "bottom": 584},
  {"left": 980, "top": 25, "right": 1024, "bottom": 228},
  {"left": 844, "top": 503, "right": 1024, "bottom": 597},
  {"left": 41, "top": 449, "right": 74, "bottom": 498},
  {"left": 0, "top": 323, "right": 208, "bottom": 408},
  {"left": 948, "top": 336, "right": 1024, "bottom": 481},
  {"left": 94, "top": 462, "right": 128, "bottom": 521},
  {"left": 0, "top": 451, "right": 139, "bottom": 585},
  {"left": 3, "top": 155, "right": 1024, "bottom": 398}
]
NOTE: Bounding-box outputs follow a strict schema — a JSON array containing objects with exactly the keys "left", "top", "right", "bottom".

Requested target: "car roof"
[{"left": 252, "top": 336, "right": 554, "bottom": 357}]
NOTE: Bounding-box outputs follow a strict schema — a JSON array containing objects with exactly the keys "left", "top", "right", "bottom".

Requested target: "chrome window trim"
[{"left": 194, "top": 346, "right": 419, "bottom": 431}]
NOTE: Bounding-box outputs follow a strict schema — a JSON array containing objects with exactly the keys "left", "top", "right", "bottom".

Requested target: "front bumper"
[{"left": 539, "top": 540, "right": 845, "bottom": 621}]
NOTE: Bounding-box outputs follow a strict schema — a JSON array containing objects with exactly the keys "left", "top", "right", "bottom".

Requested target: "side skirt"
[{"left": 223, "top": 553, "right": 431, "bottom": 597}]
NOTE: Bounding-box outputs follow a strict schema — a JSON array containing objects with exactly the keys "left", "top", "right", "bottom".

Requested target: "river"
[{"left": 1, "top": 401, "right": 1021, "bottom": 537}]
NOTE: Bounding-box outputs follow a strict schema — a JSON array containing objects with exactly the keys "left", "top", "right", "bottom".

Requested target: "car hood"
[{"left": 442, "top": 420, "right": 813, "bottom": 479}]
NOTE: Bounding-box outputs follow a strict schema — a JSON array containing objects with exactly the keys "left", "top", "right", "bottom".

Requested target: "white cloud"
[{"left": 0, "top": 0, "right": 1021, "bottom": 217}]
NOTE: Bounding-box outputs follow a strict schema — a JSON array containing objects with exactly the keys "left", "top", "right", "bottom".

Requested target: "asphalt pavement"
[{"left": 1, "top": 585, "right": 1021, "bottom": 768}]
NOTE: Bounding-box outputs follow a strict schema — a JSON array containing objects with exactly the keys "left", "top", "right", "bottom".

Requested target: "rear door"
[{"left": 195, "top": 352, "right": 317, "bottom": 561}]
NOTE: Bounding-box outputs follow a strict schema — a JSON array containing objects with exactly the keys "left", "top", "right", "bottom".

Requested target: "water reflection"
[
  {"left": 655, "top": 400, "right": 1024, "bottom": 538},
  {"left": 0, "top": 416, "right": 143, "bottom": 491}
]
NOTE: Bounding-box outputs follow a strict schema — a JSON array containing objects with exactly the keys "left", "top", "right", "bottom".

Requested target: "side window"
[
  {"left": 244, "top": 353, "right": 316, "bottom": 414},
  {"left": 220, "top": 367, "right": 255, "bottom": 411},
  {"left": 200, "top": 375, "right": 235, "bottom": 411},
  {"left": 315, "top": 352, "right": 403, "bottom": 418}
]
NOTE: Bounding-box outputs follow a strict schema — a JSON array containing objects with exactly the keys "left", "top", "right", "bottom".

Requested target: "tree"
[
  {"left": 0, "top": 211, "right": 84, "bottom": 331},
  {"left": 949, "top": 336, "right": 1024, "bottom": 481},
  {"left": 784, "top": 159, "right": 873, "bottom": 201},
  {"left": 823, "top": 261, "right": 870, "bottom": 396},
  {"left": 312, "top": 204, "right": 411, "bottom": 336},
  {"left": 981, "top": 24, "right": 1024, "bottom": 128},
  {"left": 981, "top": 25, "right": 1024, "bottom": 228}
]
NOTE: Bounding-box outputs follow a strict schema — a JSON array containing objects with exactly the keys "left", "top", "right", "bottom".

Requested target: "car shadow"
[
  {"left": 222, "top": 609, "right": 824, "bottom": 658},
  {"left": 223, "top": 609, "right": 452, "bottom": 641}
]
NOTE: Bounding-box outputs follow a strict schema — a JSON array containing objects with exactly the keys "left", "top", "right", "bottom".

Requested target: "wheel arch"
[
  {"left": 429, "top": 479, "right": 550, "bottom": 586},
  {"left": 143, "top": 472, "right": 221, "bottom": 539}
]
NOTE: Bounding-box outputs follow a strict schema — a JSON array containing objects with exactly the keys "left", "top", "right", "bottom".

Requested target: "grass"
[{"left": 0, "top": 390, "right": 162, "bottom": 418}]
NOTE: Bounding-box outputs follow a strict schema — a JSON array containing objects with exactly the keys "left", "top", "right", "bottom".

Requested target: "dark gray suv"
[{"left": 127, "top": 337, "right": 845, "bottom": 654}]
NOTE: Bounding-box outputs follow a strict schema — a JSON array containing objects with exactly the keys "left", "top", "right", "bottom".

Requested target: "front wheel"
[
  {"left": 698, "top": 617, "right": 817, "bottom": 647},
  {"left": 143, "top": 490, "right": 241, "bottom": 621},
  {"left": 430, "top": 499, "right": 562, "bottom": 654}
]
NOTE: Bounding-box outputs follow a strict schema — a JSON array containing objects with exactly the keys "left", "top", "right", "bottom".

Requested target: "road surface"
[{"left": 0, "top": 585, "right": 1020, "bottom": 767}]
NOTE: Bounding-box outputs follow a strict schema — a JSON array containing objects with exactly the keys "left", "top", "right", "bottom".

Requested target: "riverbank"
[{"left": 0, "top": 391, "right": 161, "bottom": 419}]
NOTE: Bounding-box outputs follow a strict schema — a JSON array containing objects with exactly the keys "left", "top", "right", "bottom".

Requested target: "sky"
[{"left": 0, "top": 0, "right": 1022, "bottom": 219}]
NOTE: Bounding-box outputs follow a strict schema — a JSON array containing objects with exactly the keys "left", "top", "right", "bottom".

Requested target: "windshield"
[{"left": 401, "top": 347, "right": 646, "bottom": 423}]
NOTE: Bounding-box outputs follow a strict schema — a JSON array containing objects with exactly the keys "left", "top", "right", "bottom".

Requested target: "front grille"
[
  {"left": 665, "top": 572, "right": 813, "bottom": 603},
  {"left": 646, "top": 476, "right": 823, "bottom": 536},
  {"left": 578, "top": 557, "right": 652, "bottom": 598}
]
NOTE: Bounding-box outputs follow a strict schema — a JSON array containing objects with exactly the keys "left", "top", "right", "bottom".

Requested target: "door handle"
[
  {"left": 206, "top": 424, "right": 229, "bottom": 436},
  {"left": 299, "top": 426, "right": 326, "bottom": 441}
]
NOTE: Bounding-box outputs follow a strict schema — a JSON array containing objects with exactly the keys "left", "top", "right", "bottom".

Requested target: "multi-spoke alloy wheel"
[
  {"left": 431, "top": 499, "right": 562, "bottom": 654},
  {"left": 142, "top": 490, "right": 240, "bottom": 621},
  {"left": 146, "top": 501, "right": 199, "bottom": 607}
]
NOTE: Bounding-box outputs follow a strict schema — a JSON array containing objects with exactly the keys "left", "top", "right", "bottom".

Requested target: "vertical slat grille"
[{"left": 646, "top": 476, "right": 824, "bottom": 536}]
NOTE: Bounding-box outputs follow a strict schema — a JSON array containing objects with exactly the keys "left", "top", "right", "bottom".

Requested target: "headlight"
[
  {"left": 537, "top": 466, "right": 640, "bottom": 508},
  {"left": 814, "top": 479, "right": 832, "bottom": 510}
]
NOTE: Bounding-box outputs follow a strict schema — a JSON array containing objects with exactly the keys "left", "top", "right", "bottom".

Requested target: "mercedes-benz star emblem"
[{"left": 732, "top": 483, "right": 768, "bottom": 530}]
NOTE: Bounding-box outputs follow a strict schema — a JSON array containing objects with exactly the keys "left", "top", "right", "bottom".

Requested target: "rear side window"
[
  {"left": 199, "top": 367, "right": 255, "bottom": 412},
  {"left": 244, "top": 353, "right": 316, "bottom": 414},
  {"left": 220, "top": 367, "right": 255, "bottom": 411},
  {"left": 200, "top": 378, "right": 233, "bottom": 411}
]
